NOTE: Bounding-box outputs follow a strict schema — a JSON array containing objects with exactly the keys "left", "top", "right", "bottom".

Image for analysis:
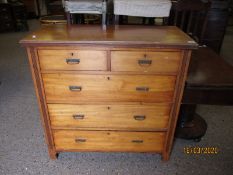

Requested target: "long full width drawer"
[
  {"left": 111, "top": 51, "right": 182, "bottom": 73},
  {"left": 48, "top": 104, "right": 171, "bottom": 130},
  {"left": 38, "top": 50, "right": 107, "bottom": 71},
  {"left": 42, "top": 74, "right": 176, "bottom": 103},
  {"left": 53, "top": 130, "right": 165, "bottom": 152}
]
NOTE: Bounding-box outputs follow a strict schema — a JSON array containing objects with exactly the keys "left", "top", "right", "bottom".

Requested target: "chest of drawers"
[{"left": 20, "top": 25, "right": 197, "bottom": 161}]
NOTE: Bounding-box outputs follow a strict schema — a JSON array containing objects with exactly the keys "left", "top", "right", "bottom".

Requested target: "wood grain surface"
[
  {"left": 38, "top": 50, "right": 107, "bottom": 71},
  {"left": 111, "top": 51, "right": 182, "bottom": 73},
  {"left": 53, "top": 130, "right": 165, "bottom": 152},
  {"left": 48, "top": 104, "right": 171, "bottom": 130},
  {"left": 42, "top": 74, "right": 176, "bottom": 103},
  {"left": 20, "top": 25, "right": 198, "bottom": 49}
]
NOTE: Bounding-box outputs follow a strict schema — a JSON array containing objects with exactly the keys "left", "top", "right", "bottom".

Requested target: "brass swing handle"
[
  {"left": 138, "top": 59, "right": 152, "bottom": 66},
  {"left": 136, "top": 87, "right": 149, "bottom": 92},
  {"left": 73, "top": 114, "right": 85, "bottom": 120},
  {"left": 75, "top": 138, "right": 143, "bottom": 144},
  {"left": 138, "top": 54, "right": 152, "bottom": 66},
  {"left": 75, "top": 138, "right": 86, "bottom": 143},
  {"left": 134, "top": 115, "right": 146, "bottom": 121},
  {"left": 132, "top": 140, "right": 144, "bottom": 143},
  {"left": 69, "top": 86, "right": 82, "bottom": 91},
  {"left": 66, "top": 58, "right": 80, "bottom": 64}
]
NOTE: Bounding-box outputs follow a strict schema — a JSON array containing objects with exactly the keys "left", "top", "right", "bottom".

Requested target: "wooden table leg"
[{"left": 175, "top": 104, "right": 207, "bottom": 141}]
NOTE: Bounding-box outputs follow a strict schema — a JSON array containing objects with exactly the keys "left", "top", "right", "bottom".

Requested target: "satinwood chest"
[{"left": 20, "top": 25, "right": 197, "bottom": 160}]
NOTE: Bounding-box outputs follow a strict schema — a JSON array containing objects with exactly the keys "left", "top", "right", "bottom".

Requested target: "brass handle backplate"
[
  {"left": 138, "top": 54, "right": 152, "bottom": 66},
  {"left": 66, "top": 58, "right": 80, "bottom": 64},
  {"left": 138, "top": 59, "right": 152, "bottom": 66},
  {"left": 69, "top": 86, "right": 82, "bottom": 91},
  {"left": 75, "top": 138, "right": 86, "bottom": 143},
  {"left": 132, "top": 140, "right": 144, "bottom": 143},
  {"left": 136, "top": 87, "right": 149, "bottom": 92},
  {"left": 73, "top": 114, "right": 85, "bottom": 120},
  {"left": 134, "top": 115, "right": 146, "bottom": 121}
]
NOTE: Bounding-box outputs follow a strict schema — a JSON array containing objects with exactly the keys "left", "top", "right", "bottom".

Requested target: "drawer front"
[
  {"left": 38, "top": 50, "right": 107, "bottom": 71},
  {"left": 43, "top": 74, "right": 176, "bottom": 103},
  {"left": 53, "top": 130, "right": 165, "bottom": 152},
  {"left": 48, "top": 104, "right": 171, "bottom": 130},
  {"left": 111, "top": 51, "right": 182, "bottom": 73}
]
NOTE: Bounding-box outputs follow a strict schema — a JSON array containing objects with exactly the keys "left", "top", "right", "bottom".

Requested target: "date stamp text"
[{"left": 184, "top": 147, "right": 219, "bottom": 154}]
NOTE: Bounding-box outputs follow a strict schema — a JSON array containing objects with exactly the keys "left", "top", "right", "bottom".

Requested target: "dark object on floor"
[{"left": 176, "top": 105, "right": 207, "bottom": 142}]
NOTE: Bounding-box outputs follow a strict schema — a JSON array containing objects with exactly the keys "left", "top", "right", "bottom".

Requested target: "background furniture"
[
  {"left": 11, "top": 2, "right": 28, "bottom": 31},
  {"left": 46, "top": 0, "right": 64, "bottom": 15},
  {"left": 0, "top": 2, "right": 28, "bottom": 32},
  {"left": 177, "top": 47, "right": 233, "bottom": 140},
  {"left": 22, "top": 0, "right": 40, "bottom": 18},
  {"left": 0, "top": 3, "right": 15, "bottom": 32},
  {"left": 169, "top": 0, "right": 233, "bottom": 141},
  {"left": 202, "top": 0, "right": 230, "bottom": 53},
  {"left": 65, "top": 0, "right": 107, "bottom": 27},
  {"left": 169, "top": 0, "right": 210, "bottom": 44},
  {"left": 40, "top": 14, "right": 66, "bottom": 24},
  {"left": 20, "top": 25, "right": 197, "bottom": 161},
  {"left": 170, "top": 0, "right": 230, "bottom": 53},
  {"left": 114, "top": 0, "right": 172, "bottom": 25},
  {"left": 170, "top": 0, "right": 210, "bottom": 140}
]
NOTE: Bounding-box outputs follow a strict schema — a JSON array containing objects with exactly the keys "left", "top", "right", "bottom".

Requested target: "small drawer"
[
  {"left": 53, "top": 130, "right": 165, "bottom": 152},
  {"left": 48, "top": 104, "right": 171, "bottom": 130},
  {"left": 42, "top": 74, "right": 176, "bottom": 103},
  {"left": 111, "top": 51, "right": 182, "bottom": 73},
  {"left": 38, "top": 50, "right": 107, "bottom": 71}
]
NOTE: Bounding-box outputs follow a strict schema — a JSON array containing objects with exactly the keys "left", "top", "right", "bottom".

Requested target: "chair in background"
[
  {"left": 169, "top": 0, "right": 233, "bottom": 141},
  {"left": 64, "top": 0, "right": 107, "bottom": 27},
  {"left": 114, "top": 0, "right": 172, "bottom": 25},
  {"left": 169, "top": 0, "right": 210, "bottom": 44},
  {"left": 46, "top": 0, "right": 64, "bottom": 15}
]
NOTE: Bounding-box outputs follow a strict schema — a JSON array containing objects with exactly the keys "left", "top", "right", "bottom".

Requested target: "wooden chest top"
[{"left": 20, "top": 25, "right": 198, "bottom": 49}]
